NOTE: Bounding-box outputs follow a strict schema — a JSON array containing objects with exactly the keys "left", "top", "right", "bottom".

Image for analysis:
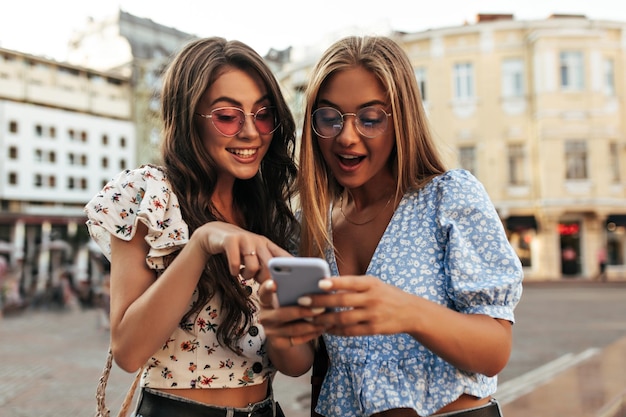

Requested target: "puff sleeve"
[
  {"left": 435, "top": 170, "right": 523, "bottom": 322},
  {"left": 84, "top": 165, "right": 189, "bottom": 270}
]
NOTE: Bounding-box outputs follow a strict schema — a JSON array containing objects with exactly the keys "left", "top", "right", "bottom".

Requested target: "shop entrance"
[{"left": 559, "top": 221, "right": 581, "bottom": 276}]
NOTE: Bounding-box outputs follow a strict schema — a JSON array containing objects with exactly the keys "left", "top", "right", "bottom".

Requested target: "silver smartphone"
[{"left": 268, "top": 257, "right": 331, "bottom": 306}]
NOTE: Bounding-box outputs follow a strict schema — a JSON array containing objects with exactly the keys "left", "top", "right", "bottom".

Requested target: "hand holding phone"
[{"left": 268, "top": 257, "right": 330, "bottom": 306}]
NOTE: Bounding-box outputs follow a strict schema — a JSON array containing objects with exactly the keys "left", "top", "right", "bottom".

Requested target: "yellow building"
[{"left": 395, "top": 14, "right": 626, "bottom": 280}]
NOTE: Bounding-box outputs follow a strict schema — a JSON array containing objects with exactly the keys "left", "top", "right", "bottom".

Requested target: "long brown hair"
[
  {"left": 160, "top": 37, "right": 299, "bottom": 351},
  {"left": 298, "top": 36, "right": 446, "bottom": 258}
]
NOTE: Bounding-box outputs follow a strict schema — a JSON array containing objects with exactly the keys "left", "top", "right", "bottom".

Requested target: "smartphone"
[{"left": 268, "top": 257, "right": 331, "bottom": 306}]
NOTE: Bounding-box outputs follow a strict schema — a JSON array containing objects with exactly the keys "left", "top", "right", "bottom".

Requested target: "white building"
[{"left": 0, "top": 47, "right": 134, "bottom": 297}]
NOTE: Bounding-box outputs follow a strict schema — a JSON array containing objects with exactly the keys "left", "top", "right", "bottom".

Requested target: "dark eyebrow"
[
  {"left": 316, "top": 98, "right": 387, "bottom": 110},
  {"left": 209, "top": 94, "right": 272, "bottom": 108}
]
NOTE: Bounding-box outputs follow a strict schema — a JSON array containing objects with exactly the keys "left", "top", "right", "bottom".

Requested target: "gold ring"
[{"left": 243, "top": 251, "right": 256, "bottom": 257}]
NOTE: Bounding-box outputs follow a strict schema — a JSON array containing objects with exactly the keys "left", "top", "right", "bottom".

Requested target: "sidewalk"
[
  {"left": 1, "top": 298, "right": 625, "bottom": 417},
  {"left": 500, "top": 335, "right": 626, "bottom": 417},
  {"left": 0, "top": 307, "right": 310, "bottom": 417}
]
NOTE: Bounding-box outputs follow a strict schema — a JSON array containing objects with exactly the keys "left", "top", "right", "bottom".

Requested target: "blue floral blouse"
[{"left": 315, "top": 169, "right": 523, "bottom": 417}]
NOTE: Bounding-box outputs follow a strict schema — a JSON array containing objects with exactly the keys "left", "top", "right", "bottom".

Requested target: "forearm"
[
  {"left": 111, "top": 232, "right": 210, "bottom": 371},
  {"left": 406, "top": 298, "right": 512, "bottom": 376},
  {"left": 266, "top": 339, "right": 315, "bottom": 377}
]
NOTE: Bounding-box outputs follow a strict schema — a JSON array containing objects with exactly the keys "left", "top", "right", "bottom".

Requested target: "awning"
[
  {"left": 606, "top": 215, "right": 626, "bottom": 227},
  {"left": 506, "top": 215, "right": 537, "bottom": 230}
]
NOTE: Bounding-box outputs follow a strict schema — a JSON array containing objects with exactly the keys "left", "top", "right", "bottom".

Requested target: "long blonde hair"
[{"left": 298, "top": 35, "right": 446, "bottom": 258}]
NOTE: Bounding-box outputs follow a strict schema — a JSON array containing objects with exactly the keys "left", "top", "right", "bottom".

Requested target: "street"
[{"left": 1, "top": 281, "right": 625, "bottom": 416}]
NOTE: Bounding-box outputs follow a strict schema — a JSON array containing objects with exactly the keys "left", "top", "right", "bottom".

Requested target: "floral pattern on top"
[
  {"left": 315, "top": 169, "right": 523, "bottom": 417},
  {"left": 85, "top": 165, "right": 187, "bottom": 268},
  {"left": 84, "top": 165, "right": 274, "bottom": 389}
]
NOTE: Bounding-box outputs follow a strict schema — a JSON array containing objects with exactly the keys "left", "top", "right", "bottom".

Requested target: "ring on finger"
[{"left": 243, "top": 251, "right": 256, "bottom": 257}]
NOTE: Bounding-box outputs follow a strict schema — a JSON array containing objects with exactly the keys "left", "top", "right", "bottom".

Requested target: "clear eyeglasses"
[
  {"left": 312, "top": 106, "right": 391, "bottom": 139},
  {"left": 195, "top": 106, "right": 279, "bottom": 137}
]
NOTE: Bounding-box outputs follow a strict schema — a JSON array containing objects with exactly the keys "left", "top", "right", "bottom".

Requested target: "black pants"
[
  {"left": 433, "top": 400, "right": 502, "bottom": 417},
  {"left": 135, "top": 388, "right": 276, "bottom": 417}
]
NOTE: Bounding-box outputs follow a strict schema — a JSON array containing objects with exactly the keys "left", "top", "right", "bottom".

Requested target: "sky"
[{"left": 1, "top": 0, "right": 626, "bottom": 60}]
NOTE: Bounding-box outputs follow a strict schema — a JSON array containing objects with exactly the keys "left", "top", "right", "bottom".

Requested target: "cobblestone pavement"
[{"left": 1, "top": 281, "right": 625, "bottom": 417}]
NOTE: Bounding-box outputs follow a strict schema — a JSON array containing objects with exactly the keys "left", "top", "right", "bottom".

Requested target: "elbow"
[
  {"left": 111, "top": 343, "right": 146, "bottom": 374},
  {"left": 481, "top": 348, "right": 511, "bottom": 377},
  {"left": 279, "top": 363, "right": 313, "bottom": 378},
  {"left": 482, "top": 363, "right": 506, "bottom": 378}
]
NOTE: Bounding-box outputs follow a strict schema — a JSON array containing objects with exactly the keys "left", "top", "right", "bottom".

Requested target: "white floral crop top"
[{"left": 84, "top": 165, "right": 275, "bottom": 389}]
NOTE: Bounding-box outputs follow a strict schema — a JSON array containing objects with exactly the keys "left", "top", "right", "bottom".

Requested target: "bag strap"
[{"left": 95, "top": 346, "right": 143, "bottom": 417}]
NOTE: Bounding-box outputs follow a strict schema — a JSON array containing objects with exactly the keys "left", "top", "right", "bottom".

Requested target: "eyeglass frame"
[
  {"left": 195, "top": 106, "right": 280, "bottom": 137},
  {"left": 311, "top": 106, "right": 392, "bottom": 139}
]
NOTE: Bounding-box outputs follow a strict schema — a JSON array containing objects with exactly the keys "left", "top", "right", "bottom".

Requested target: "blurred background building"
[
  {"left": 393, "top": 13, "right": 626, "bottom": 281},
  {"left": 0, "top": 10, "right": 625, "bottom": 309},
  {"left": 277, "top": 13, "right": 626, "bottom": 282}
]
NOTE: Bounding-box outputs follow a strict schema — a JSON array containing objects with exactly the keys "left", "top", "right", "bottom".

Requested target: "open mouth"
[{"left": 338, "top": 154, "right": 365, "bottom": 167}]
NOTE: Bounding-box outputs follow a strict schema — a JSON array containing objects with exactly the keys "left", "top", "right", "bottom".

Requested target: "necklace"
[{"left": 339, "top": 193, "right": 394, "bottom": 226}]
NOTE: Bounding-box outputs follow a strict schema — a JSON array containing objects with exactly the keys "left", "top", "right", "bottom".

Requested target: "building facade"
[
  {"left": 396, "top": 14, "right": 626, "bottom": 280},
  {"left": 0, "top": 10, "right": 196, "bottom": 305},
  {"left": 0, "top": 47, "right": 135, "bottom": 297},
  {"left": 67, "top": 9, "right": 196, "bottom": 166}
]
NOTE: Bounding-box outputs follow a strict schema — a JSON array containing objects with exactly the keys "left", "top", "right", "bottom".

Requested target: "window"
[
  {"left": 68, "top": 153, "right": 75, "bottom": 165},
  {"left": 9, "top": 146, "right": 18, "bottom": 159},
  {"left": 9, "top": 120, "right": 18, "bottom": 133},
  {"left": 120, "top": 159, "right": 127, "bottom": 170},
  {"left": 560, "top": 51, "right": 584, "bottom": 90},
  {"left": 34, "top": 149, "right": 43, "bottom": 162},
  {"left": 508, "top": 144, "right": 526, "bottom": 185},
  {"left": 8, "top": 172, "right": 18, "bottom": 185},
  {"left": 414, "top": 67, "right": 427, "bottom": 102},
  {"left": 502, "top": 58, "right": 524, "bottom": 98},
  {"left": 565, "top": 140, "right": 587, "bottom": 180},
  {"left": 48, "top": 175, "right": 56, "bottom": 188},
  {"left": 81, "top": 131, "right": 88, "bottom": 142},
  {"left": 453, "top": 62, "right": 474, "bottom": 100},
  {"left": 101, "top": 156, "right": 109, "bottom": 168},
  {"left": 610, "top": 142, "right": 620, "bottom": 183},
  {"left": 68, "top": 129, "right": 75, "bottom": 140},
  {"left": 49, "top": 126, "right": 56, "bottom": 138},
  {"left": 102, "top": 134, "right": 108, "bottom": 145},
  {"left": 604, "top": 58, "right": 615, "bottom": 96},
  {"left": 120, "top": 136, "right": 127, "bottom": 148},
  {"left": 48, "top": 151, "right": 56, "bottom": 163},
  {"left": 34, "top": 174, "right": 43, "bottom": 187},
  {"left": 459, "top": 146, "right": 476, "bottom": 174},
  {"left": 67, "top": 177, "right": 75, "bottom": 190},
  {"left": 80, "top": 155, "right": 87, "bottom": 166},
  {"left": 35, "top": 124, "right": 43, "bottom": 137}
]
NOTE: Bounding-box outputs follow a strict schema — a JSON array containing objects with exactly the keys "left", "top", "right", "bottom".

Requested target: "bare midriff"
[
  {"left": 371, "top": 394, "right": 492, "bottom": 416},
  {"left": 158, "top": 379, "right": 269, "bottom": 408}
]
